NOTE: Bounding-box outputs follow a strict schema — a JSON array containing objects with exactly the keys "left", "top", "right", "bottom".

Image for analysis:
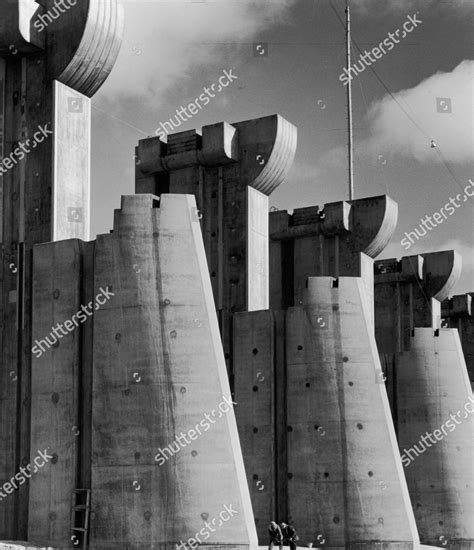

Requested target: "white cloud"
[
  {"left": 358, "top": 60, "right": 474, "bottom": 165},
  {"left": 100, "top": 0, "right": 296, "bottom": 102}
]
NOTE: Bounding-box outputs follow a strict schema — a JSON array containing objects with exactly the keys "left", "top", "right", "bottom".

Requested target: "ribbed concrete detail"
[
  {"left": 397, "top": 328, "right": 474, "bottom": 550},
  {"left": 57, "top": 0, "right": 124, "bottom": 96},
  {"left": 234, "top": 115, "right": 297, "bottom": 195},
  {"left": 286, "top": 276, "right": 419, "bottom": 549}
]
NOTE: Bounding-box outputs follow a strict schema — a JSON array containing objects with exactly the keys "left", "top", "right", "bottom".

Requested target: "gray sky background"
[{"left": 91, "top": 0, "right": 474, "bottom": 294}]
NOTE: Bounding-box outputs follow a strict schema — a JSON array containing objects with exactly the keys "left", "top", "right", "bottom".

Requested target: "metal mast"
[{"left": 346, "top": 0, "right": 354, "bottom": 200}]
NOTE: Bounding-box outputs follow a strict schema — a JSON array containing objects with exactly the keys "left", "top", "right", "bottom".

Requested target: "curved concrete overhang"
[
  {"left": 350, "top": 195, "right": 399, "bottom": 258},
  {"left": 321, "top": 195, "right": 398, "bottom": 258},
  {"left": 136, "top": 115, "right": 298, "bottom": 198},
  {"left": 0, "top": 1, "right": 123, "bottom": 97},
  {"left": 422, "top": 250, "right": 462, "bottom": 302},
  {"left": 376, "top": 250, "right": 462, "bottom": 303},
  {"left": 233, "top": 114, "right": 298, "bottom": 196},
  {"left": 53, "top": 0, "right": 124, "bottom": 97}
]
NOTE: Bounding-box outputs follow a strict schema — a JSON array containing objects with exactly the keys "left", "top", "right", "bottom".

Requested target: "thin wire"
[
  {"left": 329, "top": 0, "right": 465, "bottom": 195},
  {"left": 92, "top": 104, "right": 150, "bottom": 137}
]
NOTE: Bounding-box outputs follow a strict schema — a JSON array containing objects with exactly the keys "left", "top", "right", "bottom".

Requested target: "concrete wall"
[
  {"left": 269, "top": 195, "right": 398, "bottom": 320},
  {"left": 285, "top": 277, "right": 418, "bottom": 549},
  {"left": 442, "top": 294, "right": 474, "bottom": 386},
  {"left": 233, "top": 311, "right": 277, "bottom": 541},
  {"left": 26, "top": 194, "right": 257, "bottom": 548},
  {"left": 397, "top": 328, "right": 474, "bottom": 549},
  {"left": 375, "top": 252, "right": 474, "bottom": 549},
  {"left": 135, "top": 115, "right": 297, "bottom": 379},
  {"left": 0, "top": 2, "right": 123, "bottom": 537}
]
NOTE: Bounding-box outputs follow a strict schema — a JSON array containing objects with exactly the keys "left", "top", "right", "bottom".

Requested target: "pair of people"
[{"left": 268, "top": 520, "right": 299, "bottom": 550}]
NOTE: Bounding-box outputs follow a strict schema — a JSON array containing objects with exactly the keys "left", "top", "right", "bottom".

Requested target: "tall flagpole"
[{"left": 346, "top": 0, "right": 354, "bottom": 200}]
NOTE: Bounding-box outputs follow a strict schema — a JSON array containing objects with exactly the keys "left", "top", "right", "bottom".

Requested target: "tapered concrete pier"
[
  {"left": 375, "top": 252, "right": 474, "bottom": 549},
  {"left": 28, "top": 195, "right": 257, "bottom": 549}
]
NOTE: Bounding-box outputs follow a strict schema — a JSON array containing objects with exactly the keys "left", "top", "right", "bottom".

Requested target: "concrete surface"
[
  {"left": 442, "top": 294, "right": 474, "bottom": 385},
  {"left": 0, "top": 1, "right": 123, "bottom": 538},
  {"left": 269, "top": 195, "right": 398, "bottom": 322},
  {"left": 284, "top": 276, "right": 418, "bottom": 549},
  {"left": 90, "top": 194, "right": 257, "bottom": 548},
  {"left": 398, "top": 328, "right": 474, "bottom": 549}
]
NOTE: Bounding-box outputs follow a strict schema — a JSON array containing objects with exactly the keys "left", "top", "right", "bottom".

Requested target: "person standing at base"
[
  {"left": 281, "top": 522, "right": 299, "bottom": 550},
  {"left": 268, "top": 520, "right": 283, "bottom": 550}
]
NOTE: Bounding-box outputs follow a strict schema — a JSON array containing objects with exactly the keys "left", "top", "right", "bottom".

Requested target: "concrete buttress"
[
  {"left": 375, "top": 252, "right": 474, "bottom": 549},
  {"left": 28, "top": 194, "right": 257, "bottom": 549},
  {"left": 285, "top": 276, "right": 419, "bottom": 549}
]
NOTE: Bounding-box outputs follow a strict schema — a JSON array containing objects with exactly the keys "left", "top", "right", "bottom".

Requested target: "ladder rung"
[
  {"left": 74, "top": 505, "right": 90, "bottom": 510},
  {"left": 72, "top": 527, "right": 87, "bottom": 532}
]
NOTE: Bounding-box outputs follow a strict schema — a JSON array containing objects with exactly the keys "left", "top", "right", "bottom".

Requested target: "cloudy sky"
[{"left": 92, "top": 0, "right": 474, "bottom": 293}]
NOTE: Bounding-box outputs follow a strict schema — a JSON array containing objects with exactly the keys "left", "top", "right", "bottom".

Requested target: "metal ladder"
[{"left": 71, "top": 488, "right": 91, "bottom": 549}]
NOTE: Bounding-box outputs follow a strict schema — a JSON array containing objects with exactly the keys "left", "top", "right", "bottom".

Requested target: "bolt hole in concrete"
[
  {"left": 348, "top": 381, "right": 354, "bottom": 386},
  {"left": 191, "top": 451, "right": 198, "bottom": 457},
  {"left": 333, "top": 516, "right": 340, "bottom": 524},
  {"left": 368, "top": 471, "right": 374, "bottom": 477},
  {"left": 287, "top": 426, "right": 293, "bottom": 432},
  {"left": 306, "top": 382, "right": 310, "bottom": 388},
  {"left": 253, "top": 474, "right": 259, "bottom": 480},
  {"left": 343, "top": 356, "right": 349, "bottom": 362},
  {"left": 297, "top": 345, "right": 303, "bottom": 351},
  {"left": 253, "top": 385, "right": 259, "bottom": 392},
  {"left": 253, "top": 427, "right": 258, "bottom": 433},
  {"left": 357, "top": 423, "right": 363, "bottom": 430},
  {"left": 253, "top": 348, "right": 258, "bottom": 355}
]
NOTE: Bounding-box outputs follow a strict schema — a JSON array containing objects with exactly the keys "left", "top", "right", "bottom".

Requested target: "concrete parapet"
[
  {"left": 375, "top": 251, "right": 461, "bottom": 353},
  {"left": 269, "top": 195, "right": 398, "bottom": 317},
  {"left": 135, "top": 114, "right": 297, "bottom": 315}
]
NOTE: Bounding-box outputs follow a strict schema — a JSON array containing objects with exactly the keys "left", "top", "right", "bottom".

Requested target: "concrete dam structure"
[{"left": 0, "top": 1, "right": 473, "bottom": 549}]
